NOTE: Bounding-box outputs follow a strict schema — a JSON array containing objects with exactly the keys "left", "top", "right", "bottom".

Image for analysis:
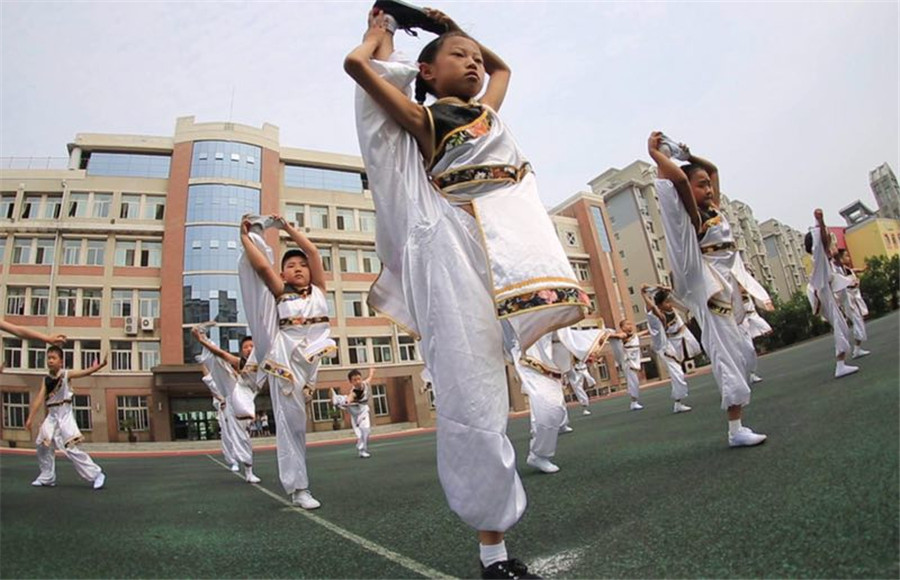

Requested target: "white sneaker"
[
  {"left": 673, "top": 402, "right": 693, "bottom": 413},
  {"left": 728, "top": 427, "right": 767, "bottom": 448},
  {"left": 559, "top": 425, "right": 574, "bottom": 434},
  {"left": 31, "top": 479, "right": 55, "bottom": 487},
  {"left": 359, "top": 451, "right": 371, "bottom": 459},
  {"left": 526, "top": 453, "right": 560, "bottom": 474},
  {"left": 230, "top": 463, "right": 240, "bottom": 472},
  {"left": 93, "top": 472, "right": 106, "bottom": 490},
  {"left": 292, "top": 489, "right": 321, "bottom": 510},
  {"left": 750, "top": 373, "right": 763, "bottom": 384},
  {"left": 245, "top": 469, "right": 260, "bottom": 484},
  {"left": 835, "top": 361, "right": 859, "bottom": 378},
  {"left": 582, "top": 409, "right": 592, "bottom": 416},
  {"left": 630, "top": 401, "right": 644, "bottom": 411},
  {"left": 852, "top": 347, "right": 871, "bottom": 359}
]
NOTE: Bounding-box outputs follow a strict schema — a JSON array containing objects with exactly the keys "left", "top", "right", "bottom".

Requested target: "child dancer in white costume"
[
  {"left": 345, "top": 4, "right": 589, "bottom": 576},
  {"left": 200, "top": 370, "right": 238, "bottom": 472},
  {"left": 26, "top": 346, "right": 107, "bottom": 490},
  {"left": 333, "top": 367, "right": 375, "bottom": 459},
  {"left": 805, "top": 210, "right": 860, "bottom": 379},
  {"left": 564, "top": 360, "right": 595, "bottom": 416},
  {"left": 833, "top": 249, "right": 871, "bottom": 359},
  {"left": 641, "top": 284, "right": 700, "bottom": 413},
  {"left": 239, "top": 214, "right": 335, "bottom": 510},
  {"left": 649, "top": 132, "right": 768, "bottom": 448},
  {"left": 738, "top": 288, "right": 772, "bottom": 384},
  {"left": 192, "top": 327, "right": 260, "bottom": 483},
  {"left": 608, "top": 320, "right": 647, "bottom": 411}
]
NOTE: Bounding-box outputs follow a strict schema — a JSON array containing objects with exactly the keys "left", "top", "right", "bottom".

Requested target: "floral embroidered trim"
[
  {"left": 434, "top": 162, "right": 532, "bottom": 193},
  {"left": 441, "top": 112, "right": 492, "bottom": 156},
  {"left": 496, "top": 286, "right": 590, "bottom": 318},
  {"left": 279, "top": 316, "right": 330, "bottom": 328},
  {"left": 707, "top": 297, "right": 733, "bottom": 316},
  {"left": 262, "top": 359, "right": 295, "bottom": 383},
  {"left": 521, "top": 357, "right": 563, "bottom": 380},
  {"left": 278, "top": 287, "right": 312, "bottom": 303},
  {"left": 305, "top": 344, "right": 338, "bottom": 363},
  {"left": 700, "top": 242, "right": 736, "bottom": 254}
]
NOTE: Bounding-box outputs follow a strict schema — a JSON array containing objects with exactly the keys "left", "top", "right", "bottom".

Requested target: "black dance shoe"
[
  {"left": 373, "top": 0, "right": 448, "bottom": 36},
  {"left": 481, "top": 559, "right": 541, "bottom": 579}
]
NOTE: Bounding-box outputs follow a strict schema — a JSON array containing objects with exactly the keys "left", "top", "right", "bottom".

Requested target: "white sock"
[
  {"left": 245, "top": 465, "right": 254, "bottom": 476},
  {"left": 728, "top": 419, "right": 743, "bottom": 436},
  {"left": 480, "top": 541, "right": 508, "bottom": 568}
]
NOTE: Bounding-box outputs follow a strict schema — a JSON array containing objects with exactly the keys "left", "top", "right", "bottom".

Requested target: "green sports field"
[{"left": 1, "top": 314, "right": 897, "bottom": 579}]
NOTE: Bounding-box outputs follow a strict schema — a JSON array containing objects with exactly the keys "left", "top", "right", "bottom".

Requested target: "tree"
[
  {"left": 759, "top": 290, "right": 831, "bottom": 351},
  {"left": 859, "top": 255, "right": 900, "bottom": 317}
]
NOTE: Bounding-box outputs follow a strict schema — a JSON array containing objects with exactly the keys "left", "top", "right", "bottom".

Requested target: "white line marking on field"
[
  {"left": 205, "top": 454, "right": 453, "bottom": 579},
  {"left": 529, "top": 547, "right": 586, "bottom": 577}
]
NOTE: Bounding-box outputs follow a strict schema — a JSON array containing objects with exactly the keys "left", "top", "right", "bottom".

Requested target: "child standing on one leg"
[
  {"left": 608, "top": 320, "right": 647, "bottom": 411},
  {"left": 334, "top": 367, "right": 375, "bottom": 459},
  {"left": 649, "top": 131, "right": 768, "bottom": 447},
  {"left": 25, "top": 346, "right": 107, "bottom": 489},
  {"left": 641, "top": 284, "right": 696, "bottom": 413}
]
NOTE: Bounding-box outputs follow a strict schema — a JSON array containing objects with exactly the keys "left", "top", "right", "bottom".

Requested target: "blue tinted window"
[
  {"left": 182, "top": 325, "right": 248, "bottom": 364},
  {"left": 186, "top": 184, "right": 259, "bottom": 223},
  {"left": 87, "top": 153, "right": 171, "bottom": 179},
  {"left": 183, "top": 274, "right": 245, "bottom": 325},
  {"left": 184, "top": 226, "right": 242, "bottom": 272},
  {"left": 284, "top": 165, "right": 364, "bottom": 193},
  {"left": 191, "top": 141, "right": 261, "bottom": 182},
  {"left": 591, "top": 206, "right": 612, "bottom": 253}
]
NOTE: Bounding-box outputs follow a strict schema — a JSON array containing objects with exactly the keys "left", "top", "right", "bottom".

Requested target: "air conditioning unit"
[
  {"left": 140, "top": 317, "right": 155, "bottom": 332},
  {"left": 124, "top": 316, "right": 138, "bottom": 335}
]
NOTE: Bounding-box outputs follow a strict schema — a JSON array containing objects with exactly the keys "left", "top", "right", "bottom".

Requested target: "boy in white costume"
[
  {"left": 345, "top": 5, "right": 590, "bottom": 576},
  {"left": 202, "top": 372, "right": 238, "bottom": 472},
  {"left": 239, "top": 214, "right": 335, "bottom": 510},
  {"left": 333, "top": 367, "right": 375, "bottom": 459},
  {"left": 833, "top": 249, "right": 871, "bottom": 359},
  {"left": 608, "top": 320, "right": 647, "bottom": 411},
  {"left": 737, "top": 289, "right": 772, "bottom": 384},
  {"left": 640, "top": 284, "right": 701, "bottom": 413},
  {"left": 193, "top": 327, "right": 260, "bottom": 483},
  {"left": 26, "top": 346, "right": 107, "bottom": 490},
  {"left": 564, "top": 360, "right": 595, "bottom": 416},
  {"left": 649, "top": 132, "right": 768, "bottom": 447},
  {"left": 805, "top": 210, "right": 860, "bottom": 378}
]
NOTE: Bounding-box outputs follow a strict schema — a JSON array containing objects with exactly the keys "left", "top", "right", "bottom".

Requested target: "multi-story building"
[
  {"left": 869, "top": 162, "right": 900, "bottom": 221},
  {"left": 0, "top": 116, "right": 638, "bottom": 446},
  {"left": 843, "top": 217, "right": 900, "bottom": 267},
  {"left": 721, "top": 198, "right": 776, "bottom": 292},
  {"left": 759, "top": 219, "right": 809, "bottom": 300}
]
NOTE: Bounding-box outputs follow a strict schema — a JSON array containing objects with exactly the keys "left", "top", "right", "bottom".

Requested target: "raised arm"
[
  {"left": 24, "top": 383, "right": 48, "bottom": 431},
  {"left": 425, "top": 9, "right": 511, "bottom": 112},
  {"left": 191, "top": 327, "right": 240, "bottom": 370},
  {"left": 648, "top": 131, "right": 701, "bottom": 232},
  {"left": 365, "top": 366, "right": 376, "bottom": 383},
  {"left": 682, "top": 143, "right": 720, "bottom": 206},
  {"left": 278, "top": 217, "right": 328, "bottom": 291},
  {"left": 639, "top": 284, "right": 663, "bottom": 319},
  {"left": 241, "top": 217, "right": 285, "bottom": 296},
  {"left": 814, "top": 209, "right": 832, "bottom": 256},
  {"left": 0, "top": 320, "right": 67, "bottom": 347},
  {"left": 344, "top": 10, "right": 431, "bottom": 156},
  {"left": 68, "top": 355, "right": 108, "bottom": 380}
]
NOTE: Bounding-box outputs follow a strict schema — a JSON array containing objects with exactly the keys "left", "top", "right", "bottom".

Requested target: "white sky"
[{"left": 1, "top": 1, "right": 897, "bottom": 231}]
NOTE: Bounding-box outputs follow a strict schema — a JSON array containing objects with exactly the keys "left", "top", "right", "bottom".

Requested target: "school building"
[{"left": 0, "top": 116, "right": 642, "bottom": 447}]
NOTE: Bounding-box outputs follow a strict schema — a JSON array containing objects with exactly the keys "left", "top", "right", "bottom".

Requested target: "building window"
[
  {"left": 2, "top": 392, "right": 30, "bottom": 428},
  {"left": 398, "top": 335, "right": 417, "bottom": 361},
  {"left": 319, "top": 247, "right": 332, "bottom": 272},
  {"left": 115, "top": 241, "right": 137, "bottom": 266},
  {"left": 320, "top": 338, "right": 340, "bottom": 367},
  {"left": 284, "top": 165, "right": 364, "bottom": 194},
  {"left": 1, "top": 194, "right": 17, "bottom": 219},
  {"left": 311, "top": 389, "right": 332, "bottom": 422},
  {"left": 27, "top": 341, "right": 46, "bottom": 370},
  {"left": 325, "top": 292, "right": 337, "bottom": 318},
  {"left": 310, "top": 206, "right": 329, "bottom": 229},
  {"left": 343, "top": 292, "right": 364, "bottom": 318},
  {"left": 73, "top": 395, "right": 92, "bottom": 431},
  {"left": 116, "top": 396, "right": 149, "bottom": 431},
  {"left": 67, "top": 192, "right": 89, "bottom": 218},
  {"left": 362, "top": 250, "right": 380, "bottom": 274},
  {"left": 120, "top": 194, "right": 142, "bottom": 219},
  {"left": 572, "top": 261, "right": 591, "bottom": 282},
  {"left": 143, "top": 196, "right": 166, "bottom": 220},
  {"left": 20, "top": 195, "right": 41, "bottom": 219},
  {"left": 623, "top": 268, "right": 629, "bottom": 277},
  {"left": 139, "top": 290, "right": 160, "bottom": 318},
  {"left": 82, "top": 289, "right": 103, "bottom": 317},
  {"left": 565, "top": 231, "right": 578, "bottom": 246},
  {"left": 111, "top": 341, "right": 133, "bottom": 371},
  {"left": 92, "top": 193, "right": 112, "bottom": 218},
  {"left": 112, "top": 290, "right": 133, "bottom": 317},
  {"left": 339, "top": 249, "right": 360, "bottom": 273},
  {"left": 656, "top": 258, "right": 664, "bottom": 269},
  {"left": 628, "top": 286, "right": 634, "bottom": 295},
  {"left": 191, "top": 142, "right": 260, "bottom": 182},
  {"left": 138, "top": 342, "right": 160, "bottom": 371},
  {"left": 34, "top": 239, "right": 54, "bottom": 265},
  {"left": 619, "top": 250, "right": 625, "bottom": 258},
  {"left": 85, "top": 240, "right": 105, "bottom": 265},
  {"left": 139, "top": 241, "right": 162, "bottom": 267},
  {"left": 12, "top": 238, "right": 31, "bottom": 264},
  {"left": 347, "top": 337, "right": 367, "bottom": 364},
  {"left": 336, "top": 208, "right": 357, "bottom": 231},
  {"left": 186, "top": 185, "right": 259, "bottom": 224},
  {"left": 3, "top": 339, "right": 23, "bottom": 369},
  {"left": 371, "top": 384, "right": 389, "bottom": 416},
  {"left": 56, "top": 288, "right": 78, "bottom": 317},
  {"left": 285, "top": 204, "right": 305, "bottom": 228},
  {"left": 652, "top": 239, "right": 660, "bottom": 251},
  {"left": 372, "top": 337, "right": 392, "bottom": 363},
  {"left": 30, "top": 288, "right": 49, "bottom": 316},
  {"left": 43, "top": 195, "right": 62, "bottom": 219},
  {"left": 5, "top": 287, "right": 25, "bottom": 316},
  {"left": 87, "top": 152, "right": 171, "bottom": 179},
  {"left": 597, "top": 359, "right": 610, "bottom": 381},
  {"left": 81, "top": 340, "right": 102, "bottom": 369},
  {"left": 359, "top": 210, "right": 376, "bottom": 233},
  {"left": 632, "top": 304, "right": 640, "bottom": 314},
  {"left": 588, "top": 294, "right": 598, "bottom": 313}
]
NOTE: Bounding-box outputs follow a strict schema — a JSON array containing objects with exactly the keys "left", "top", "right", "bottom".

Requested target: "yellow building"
[{"left": 844, "top": 218, "right": 900, "bottom": 267}]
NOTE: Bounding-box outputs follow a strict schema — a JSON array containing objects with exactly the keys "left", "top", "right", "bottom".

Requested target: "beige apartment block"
[
  {"left": 720, "top": 198, "right": 777, "bottom": 294},
  {"left": 759, "top": 219, "right": 810, "bottom": 301}
]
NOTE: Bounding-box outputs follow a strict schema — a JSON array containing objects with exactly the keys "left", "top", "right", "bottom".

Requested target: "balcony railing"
[{"left": 0, "top": 157, "right": 70, "bottom": 170}]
